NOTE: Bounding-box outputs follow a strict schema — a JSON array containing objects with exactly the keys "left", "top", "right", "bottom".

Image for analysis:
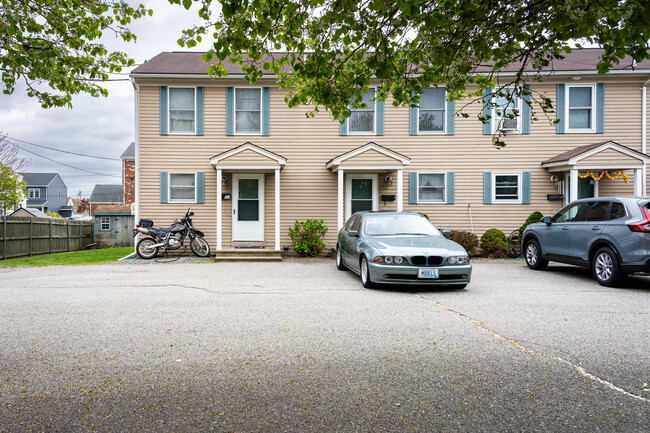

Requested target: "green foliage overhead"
[
  {"left": 1, "top": 0, "right": 152, "bottom": 108},
  {"left": 173, "top": 0, "right": 650, "bottom": 147}
]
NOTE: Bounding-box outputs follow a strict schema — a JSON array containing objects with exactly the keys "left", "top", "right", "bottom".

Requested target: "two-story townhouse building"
[
  {"left": 18, "top": 173, "right": 69, "bottom": 216},
  {"left": 130, "top": 49, "right": 650, "bottom": 253}
]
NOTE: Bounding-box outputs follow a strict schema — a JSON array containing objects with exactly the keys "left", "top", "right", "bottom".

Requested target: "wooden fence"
[{"left": 1, "top": 216, "right": 95, "bottom": 260}]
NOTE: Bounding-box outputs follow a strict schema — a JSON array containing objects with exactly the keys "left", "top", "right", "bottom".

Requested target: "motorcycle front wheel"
[
  {"left": 190, "top": 237, "right": 210, "bottom": 257},
  {"left": 136, "top": 237, "right": 159, "bottom": 259}
]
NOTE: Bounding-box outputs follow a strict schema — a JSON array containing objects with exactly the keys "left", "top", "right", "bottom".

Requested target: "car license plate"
[{"left": 418, "top": 268, "right": 439, "bottom": 279}]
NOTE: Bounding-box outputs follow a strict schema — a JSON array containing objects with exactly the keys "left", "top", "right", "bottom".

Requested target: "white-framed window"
[
  {"left": 566, "top": 84, "right": 595, "bottom": 132},
  {"left": 100, "top": 217, "right": 110, "bottom": 231},
  {"left": 493, "top": 88, "right": 521, "bottom": 133},
  {"left": 418, "top": 88, "right": 446, "bottom": 133},
  {"left": 417, "top": 173, "right": 446, "bottom": 203},
  {"left": 28, "top": 188, "right": 40, "bottom": 199},
  {"left": 169, "top": 173, "right": 197, "bottom": 203},
  {"left": 235, "top": 88, "right": 262, "bottom": 134},
  {"left": 349, "top": 88, "right": 376, "bottom": 134},
  {"left": 493, "top": 172, "right": 522, "bottom": 203},
  {"left": 168, "top": 87, "right": 196, "bottom": 134}
]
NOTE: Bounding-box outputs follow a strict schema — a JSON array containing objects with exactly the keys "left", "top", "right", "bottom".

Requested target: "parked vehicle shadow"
[
  {"left": 371, "top": 284, "right": 468, "bottom": 294},
  {"left": 543, "top": 265, "right": 650, "bottom": 291}
]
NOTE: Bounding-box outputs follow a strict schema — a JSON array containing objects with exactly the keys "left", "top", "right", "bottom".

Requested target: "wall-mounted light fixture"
[
  {"left": 222, "top": 175, "right": 227, "bottom": 186},
  {"left": 550, "top": 175, "right": 560, "bottom": 183},
  {"left": 384, "top": 175, "right": 393, "bottom": 186}
]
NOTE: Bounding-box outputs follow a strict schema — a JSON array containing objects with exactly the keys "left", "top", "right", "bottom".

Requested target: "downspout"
[
  {"left": 131, "top": 77, "right": 140, "bottom": 252},
  {"left": 642, "top": 77, "right": 650, "bottom": 196}
]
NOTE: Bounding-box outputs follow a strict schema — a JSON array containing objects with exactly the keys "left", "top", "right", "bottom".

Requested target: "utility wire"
[
  {"left": 13, "top": 144, "right": 120, "bottom": 177},
  {"left": 7, "top": 136, "right": 122, "bottom": 161}
]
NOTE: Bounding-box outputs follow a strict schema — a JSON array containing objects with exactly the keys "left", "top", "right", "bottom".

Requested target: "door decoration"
[{"left": 578, "top": 169, "right": 629, "bottom": 183}]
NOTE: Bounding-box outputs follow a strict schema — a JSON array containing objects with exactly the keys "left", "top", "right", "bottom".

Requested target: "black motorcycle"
[{"left": 133, "top": 208, "right": 210, "bottom": 259}]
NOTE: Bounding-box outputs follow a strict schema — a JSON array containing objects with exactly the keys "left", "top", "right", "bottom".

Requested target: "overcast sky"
[{"left": 0, "top": 1, "right": 216, "bottom": 199}]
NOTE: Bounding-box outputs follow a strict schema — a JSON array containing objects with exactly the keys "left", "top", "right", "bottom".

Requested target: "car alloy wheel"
[
  {"left": 524, "top": 239, "right": 548, "bottom": 270},
  {"left": 336, "top": 245, "right": 346, "bottom": 271},
  {"left": 592, "top": 247, "right": 624, "bottom": 286},
  {"left": 360, "top": 256, "right": 373, "bottom": 288}
]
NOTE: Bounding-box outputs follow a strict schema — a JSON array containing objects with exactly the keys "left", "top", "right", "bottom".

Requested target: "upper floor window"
[
  {"left": 235, "top": 88, "right": 262, "bottom": 134},
  {"left": 493, "top": 88, "right": 521, "bottom": 133},
  {"left": 493, "top": 173, "right": 521, "bottom": 203},
  {"left": 567, "top": 84, "right": 595, "bottom": 132},
  {"left": 169, "top": 87, "right": 196, "bottom": 134},
  {"left": 419, "top": 88, "right": 446, "bottom": 133},
  {"left": 28, "top": 188, "right": 40, "bottom": 199},
  {"left": 418, "top": 173, "right": 446, "bottom": 203},
  {"left": 349, "top": 88, "right": 376, "bottom": 134},
  {"left": 169, "top": 173, "right": 196, "bottom": 203}
]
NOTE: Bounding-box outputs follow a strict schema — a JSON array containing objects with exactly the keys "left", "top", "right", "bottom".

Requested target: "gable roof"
[
  {"left": 210, "top": 142, "right": 287, "bottom": 169},
  {"left": 121, "top": 142, "right": 135, "bottom": 160},
  {"left": 93, "top": 204, "right": 132, "bottom": 215},
  {"left": 326, "top": 142, "right": 411, "bottom": 170},
  {"left": 9, "top": 207, "right": 51, "bottom": 218},
  {"left": 90, "top": 184, "right": 123, "bottom": 203},
  {"left": 131, "top": 49, "right": 650, "bottom": 77},
  {"left": 19, "top": 173, "right": 60, "bottom": 187},
  {"left": 543, "top": 141, "right": 650, "bottom": 165}
]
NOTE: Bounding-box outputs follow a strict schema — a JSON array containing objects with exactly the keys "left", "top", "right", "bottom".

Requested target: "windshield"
[{"left": 363, "top": 214, "right": 441, "bottom": 236}]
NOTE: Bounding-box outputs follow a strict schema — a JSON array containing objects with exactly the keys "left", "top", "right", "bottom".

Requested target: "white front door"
[
  {"left": 345, "top": 174, "right": 378, "bottom": 220},
  {"left": 232, "top": 174, "right": 264, "bottom": 241}
]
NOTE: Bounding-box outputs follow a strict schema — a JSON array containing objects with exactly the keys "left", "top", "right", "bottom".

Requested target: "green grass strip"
[{"left": 0, "top": 247, "right": 134, "bottom": 268}]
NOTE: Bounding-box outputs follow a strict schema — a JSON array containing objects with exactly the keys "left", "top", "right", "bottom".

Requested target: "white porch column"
[
  {"left": 216, "top": 169, "right": 222, "bottom": 251},
  {"left": 338, "top": 169, "right": 344, "bottom": 231},
  {"left": 635, "top": 168, "right": 643, "bottom": 196},
  {"left": 570, "top": 169, "right": 578, "bottom": 202},
  {"left": 275, "top": 169, "right": 280, "bottom": 251},
  {"left": 396, "top": 169, "right": 403, "bottom": 212}
]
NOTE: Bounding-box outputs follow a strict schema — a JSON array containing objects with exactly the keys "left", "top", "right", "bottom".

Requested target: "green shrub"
[
  {"left": 480, "top": 228, "right": 508, "bottom": 258},
  {"left": 288, "top": 219, "right": 329, "bottom": 256},
  {"left": 449, "top": 230, "right": 479, "bottom": 256},
  {"left": 45, "top": 211, "right": 63, "bottom": 219},
  {"left": 419, "top": 212, "right": 429, "bottom": 220},
  {"left": 518, "top": 211, "right": 545, "bottom": 240}
]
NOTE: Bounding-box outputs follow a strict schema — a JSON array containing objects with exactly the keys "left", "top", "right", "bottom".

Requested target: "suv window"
[
  {"left": 552, "top": 202, "right": 582, "bottom": 223},
  {"left": 576, "top": 201, "right": 609, "bottom": 222},
  {"left": 608, "top": 202, "right": 627, "bottom": 220}
]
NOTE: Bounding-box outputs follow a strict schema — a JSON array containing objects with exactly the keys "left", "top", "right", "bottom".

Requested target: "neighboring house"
[
  {"left": 89, "top": 184, "right": 123, "bottom": 216},
  {"left": 19, "top": 173, "right": 68, "bottom": 215},
  {"left": 9, "top": 207, "right": 51, "bottom": 219},
  {"left": 121, "top": 142, "right": 136, "bottom": 205},
  {"left": 130, "top": 48, "right": 650, "bottom": 252},
  {"left": 93, "top": 204, "right": 134, "bottom": 248}
]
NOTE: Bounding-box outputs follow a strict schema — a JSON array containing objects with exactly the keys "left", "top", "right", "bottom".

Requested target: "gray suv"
[{"left": 522, "top": 197, "right": 650, "bottom": 286}]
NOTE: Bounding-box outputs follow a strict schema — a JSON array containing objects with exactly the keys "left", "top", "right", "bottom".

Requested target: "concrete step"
[{"left": 213, "top": 249, "right": 283, "bottom": 262}]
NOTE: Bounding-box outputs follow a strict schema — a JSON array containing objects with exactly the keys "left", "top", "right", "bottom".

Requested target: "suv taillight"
[{"left": 628, "top": 207, "right": 650, "bottom": 232}]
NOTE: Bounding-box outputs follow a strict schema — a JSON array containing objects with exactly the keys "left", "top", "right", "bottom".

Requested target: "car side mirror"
[
  {"left": 542, "top": 216, "right": 552, "bottom": 226},
  {"left": 348, "top": 230, "right": 359, "bottom": 238},
  {"left": 442, "top": 230, "right": 451, "bottom": 238}
]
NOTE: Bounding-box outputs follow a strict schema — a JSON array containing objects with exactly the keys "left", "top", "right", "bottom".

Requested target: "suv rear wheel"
[
  {"left": 524, "top": 239, "right": 548, "bottom": 270},
  {"left": 592, "top": 247, "right": 626, "bottom": 287}
]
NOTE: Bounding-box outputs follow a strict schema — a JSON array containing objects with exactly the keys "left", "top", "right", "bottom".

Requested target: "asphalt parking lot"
[{"left": 0, "top": 258, "right": 648, "bottom": 432}]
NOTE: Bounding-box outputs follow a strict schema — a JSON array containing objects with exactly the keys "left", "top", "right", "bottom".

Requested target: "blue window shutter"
[
  {"left": 160, "top": 86, "right": 168, "bottom": 135},
  {"left": 160, "top": 172, "right": 168, "bottom": 204},
  {"left": 409, "top": 172, "right": 418, "bottom": 204},
  {"left": 483, "top": 172, "right": 492, "bottom": 204},
  {"left": 196, "top": 172, "right": 205, "bottom": 204},
  {"left": 226, "top": 87, "right": 234, "bottom": 136},
  {"left": 556, "top": 84, "right": 565, "bottom": 134},
  {"left": 262, "top": 87, "right": 271, "bottom": 136},
  {"left": 376, "top": 99, "right": 384, "bottom": 135},
  {"left": 196, "top": 87, "right": 204, "bottom": 136},
  {"left": 446, "top": 99, "right": 455, "bottom": 135},
  {"left": 596, "top": 83, "right": 605, "bottom": 133},
  {"left": 522, "top": 84, "right": 531, "bottom": 135},
  {"left": 522, "top": 172, "right": 531, "bottom": 204},
  {"left": 446, "top": 172, "right": 455, "bottom": 204},
  {"left": 483, "top": 87, "right": 492, "bottom": 135},
  {"left": 409, "top": 105, "right": 418, "bottom": 135},
  {"left": 339, "top": 119, "right": 348, "bottom": 136}
]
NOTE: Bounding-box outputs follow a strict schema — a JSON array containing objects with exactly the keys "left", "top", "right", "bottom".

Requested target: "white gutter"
[
  {"left": 131, "top": 77, "right": 140, "bottom": 252},
  {"left": 641, "top": 79, "right": 650, "bottom": 196}
]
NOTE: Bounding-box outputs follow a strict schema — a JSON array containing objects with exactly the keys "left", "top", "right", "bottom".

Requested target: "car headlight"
[
  {"left": 374, "top": 256, "right": 406, "bottom": 264},
  {"left": 447, "top": 255, "right": 469, "bottom": 264}
]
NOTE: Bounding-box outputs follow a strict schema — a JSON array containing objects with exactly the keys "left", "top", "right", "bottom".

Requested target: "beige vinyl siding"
[
  {"left": 220, "top": 149, "right": 279, "bottom": 166},
  {"left": 136, "top": 76, "right": 650, "bottom": 249},
  {"left": 339, "top": 149, "right": 403, "bottom": 166}
]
